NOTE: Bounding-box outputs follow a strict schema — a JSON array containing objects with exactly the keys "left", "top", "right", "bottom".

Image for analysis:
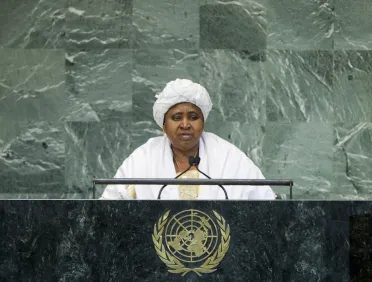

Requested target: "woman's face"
[{"left": 163, "top": 102, "right": 204, "bottom": 152}]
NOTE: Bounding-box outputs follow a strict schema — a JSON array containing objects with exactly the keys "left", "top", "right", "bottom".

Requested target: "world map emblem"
[{"left": 152, "top": 209, "right": 231, "bottom": 276}]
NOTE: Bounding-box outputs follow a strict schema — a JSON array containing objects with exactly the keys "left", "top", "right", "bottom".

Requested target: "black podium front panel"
[{"left": 0, "top": 201, "right": 371, "bottom": 282}]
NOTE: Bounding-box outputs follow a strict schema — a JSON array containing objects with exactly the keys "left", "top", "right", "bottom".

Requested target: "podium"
[
  {"left": 1, "top": 200, "right": 372, "bottom": 281},
  {"left": 92, "top": 178, "right": 294, "bottom": 199}
]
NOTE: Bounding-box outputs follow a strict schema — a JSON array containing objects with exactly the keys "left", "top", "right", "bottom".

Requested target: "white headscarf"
[{"left": 153, "top": 78, "right": 213, "bottom": 128}]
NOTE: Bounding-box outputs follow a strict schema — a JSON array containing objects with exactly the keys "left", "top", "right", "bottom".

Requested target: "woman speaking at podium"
[{"left": 100, "top": 79, "right": 276, "bottom": 200}]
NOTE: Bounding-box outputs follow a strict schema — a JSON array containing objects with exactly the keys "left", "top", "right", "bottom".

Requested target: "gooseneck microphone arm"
[
  {"left": 157, "top": 163, "right": 193, "bottom": 199},
  {"left": 157, "top": 155, "right": 230, "bottom": 200},
  {"left": 189, "top": 156, "right": 229, "bottom": 200}
]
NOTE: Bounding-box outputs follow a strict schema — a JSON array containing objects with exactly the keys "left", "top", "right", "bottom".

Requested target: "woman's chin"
[{"left": 173, "top": 141, "right": 198, "bottom": 152}]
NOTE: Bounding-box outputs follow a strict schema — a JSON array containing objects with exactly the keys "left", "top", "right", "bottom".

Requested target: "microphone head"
[{"left": 188, "top": 156, "right": 200, "bottom": 166}]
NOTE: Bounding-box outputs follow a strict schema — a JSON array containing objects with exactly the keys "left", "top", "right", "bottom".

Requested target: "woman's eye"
[
  {"left": 190, "top": 115, "right": 198, "bottom": 120},
  {"left": 172, "top": 116, "right": 181, "bottom": 121}
]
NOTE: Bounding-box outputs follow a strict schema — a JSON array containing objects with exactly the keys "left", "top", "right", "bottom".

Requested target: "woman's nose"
[{"left": 180, "top": 118, "right": 190, "bottom": 128}]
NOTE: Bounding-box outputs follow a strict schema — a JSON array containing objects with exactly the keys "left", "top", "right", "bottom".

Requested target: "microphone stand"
[
  {"left": 157, "top": 164, "right": 193, "bottom": 199},
  {"left": 157, "top": 156, "right": 230, "bottom": 200},
  {"left": 190, "top": 156, "right": 229, "bottom": 200}
]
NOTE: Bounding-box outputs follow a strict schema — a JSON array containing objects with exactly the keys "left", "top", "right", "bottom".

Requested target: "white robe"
[{"left": 100, "top": 132, "right": 276, "bottom": 200}]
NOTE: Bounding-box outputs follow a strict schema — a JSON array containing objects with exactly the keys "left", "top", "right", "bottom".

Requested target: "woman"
[{"left": 100, "top": 78, "right": 276, "bottom": 200}]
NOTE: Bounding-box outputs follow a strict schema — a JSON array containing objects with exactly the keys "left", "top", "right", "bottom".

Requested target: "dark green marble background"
[{"left": 0, "top": 0, "right": 371, "bottom": 199}]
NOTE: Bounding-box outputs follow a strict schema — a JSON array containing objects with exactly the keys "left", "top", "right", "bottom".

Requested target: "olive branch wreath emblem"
[{"left": 152, "top": 210, "right": 231, "bottom": 276}]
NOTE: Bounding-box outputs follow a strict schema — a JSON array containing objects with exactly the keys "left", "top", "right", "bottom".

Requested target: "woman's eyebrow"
[
  {"left": 171, "top": 111, "right": 183, "bottom": 115},
  {"left": 171, "top": 110, "right": 199, "bottom": 115}
]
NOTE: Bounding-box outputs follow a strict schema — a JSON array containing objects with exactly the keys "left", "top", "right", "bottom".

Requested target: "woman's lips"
[{"left": 179, "top": 133, "right": 192, "bottom": 140}]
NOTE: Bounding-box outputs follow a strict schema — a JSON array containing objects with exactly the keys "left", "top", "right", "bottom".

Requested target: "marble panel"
[
  {"left": 0, "top": 117, "right": 3, "bottom": 148},
  {"left": 2, "top": 201, "right": 371, "bottom": 281},
  {"left": 1, "top": 0, "right": 372, "bottom": 201},
  {"left": 65, "top": 0, "right": 132, "bottom": 50},
  {"left": 334, "top": 0, "right": 372, "bottom": 49},
  {"left": 63, "top": 100, "right": 101, "bottom": 122},
  {"left": 265, "top": 50, "right": 334, "bottom": 122},
  {"left": 206, "top": 121, "right": 265, "bottom": 168},
  {"left": 262, "top": 122, "right": 333, "bottom": 199},
  {"left": 333, "top": 50, "right": 372, "bottom": 122},
  {"left": 200, "top": 50, "right": 266, "bottom": 123},
  {"left": 0, "top": 49, "right": 66, "bottom": 123},
  {"left": 349, "top": 214, "right": 372, "bottom": 280},
  {"left": 0, "top": 122, "right": 65, "bottom": 194},
  {"left": 200, "top": 1, "right": 267, "bottom": 51},
  {"left": 64, "top": 120, "right": 131, "bottom": 197},
  {"left": 132, "top": 0, "right": 199, "bottom": 49},
  {"left": 324, "top": 221, "right": 349, "bottom": 280},
  {"left": 131, "top": 49, "right": 200, "bottom": 150},
  {"left": 266, "top": 0, "right": 334, "bottom": 49},
  {"left": 205, "top": 121, "right": 286, "bottom": 196},
  {"left": 65, "top": 49, "right": 132, "bottom": 121},
  {"left": 0, "top": 0, "right": 65, "bottom": 48},
  {"left": 333, "top": 123, "right": 372, "bottom": 199},
  {"left": 0, "top": 193, "right": 84, "bottom": 199}
]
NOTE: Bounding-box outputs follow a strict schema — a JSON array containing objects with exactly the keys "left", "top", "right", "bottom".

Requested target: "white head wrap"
[{"left": 153, "top": 78, "right": 213, "bottom": 128}]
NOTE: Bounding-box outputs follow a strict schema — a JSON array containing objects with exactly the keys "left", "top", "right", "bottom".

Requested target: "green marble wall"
[{"left": 0, "top": 0, "right": 371, "bottom": 199}]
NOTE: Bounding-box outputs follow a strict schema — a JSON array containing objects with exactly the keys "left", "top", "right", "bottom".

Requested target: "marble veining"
[
  {"left": 1, "top": 200, "right": 371, "bottom": 281},
  {"left": 0, "top": 0, "right": 372, "bottom": 199}
]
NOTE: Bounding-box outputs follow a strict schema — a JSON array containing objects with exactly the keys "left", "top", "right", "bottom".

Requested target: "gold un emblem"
[{"left": 152, "top": 209, "right": 231, "bottom": 276}]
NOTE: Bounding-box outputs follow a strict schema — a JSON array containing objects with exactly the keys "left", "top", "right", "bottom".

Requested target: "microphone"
[
  {"left": 157, "top": 161, "right": 193, "bottom": 199},
  {"left": 190, "top": 156, "right": 229, "bottom": 199}
]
